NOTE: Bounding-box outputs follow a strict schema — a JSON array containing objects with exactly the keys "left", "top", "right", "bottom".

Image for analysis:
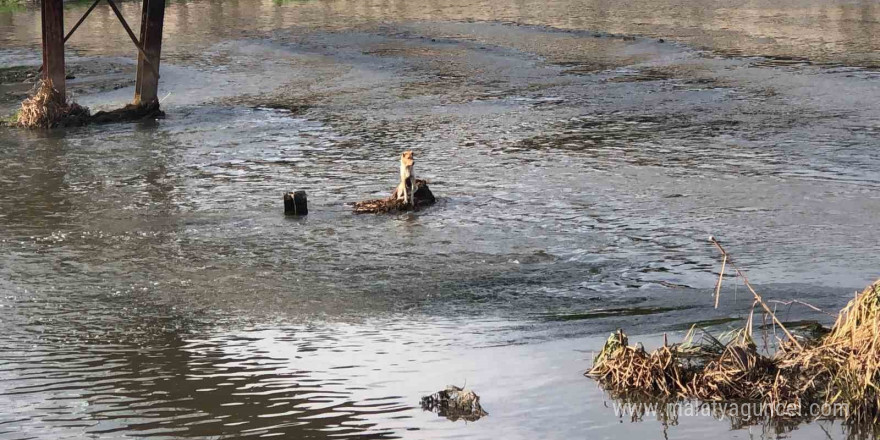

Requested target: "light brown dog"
[{"left": 396, "top": 151, "right": 415, "bottom": 205}]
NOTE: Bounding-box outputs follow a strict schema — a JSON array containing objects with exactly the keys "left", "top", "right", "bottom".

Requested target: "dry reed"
[
  {"left": 588, "top": 237, "right": 880, "bottom": 427},
  {"left": 779, "top": 280, "right": 880, "bottom": 424},
  {"left": 16, "top": 79, "right": 90, "bottom": 128}
]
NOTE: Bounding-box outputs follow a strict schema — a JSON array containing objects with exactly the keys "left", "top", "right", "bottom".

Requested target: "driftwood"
[
  {"left": 420, "top": 385, "right": 488, "bottom": 422},
  {"left": 354, "top": 179, "right": 435, "bottom": 214}
]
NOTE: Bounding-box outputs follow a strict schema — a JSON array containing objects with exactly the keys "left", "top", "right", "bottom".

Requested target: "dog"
[{"left": 396, "top": 151, "right": 415, "bottom": 206}]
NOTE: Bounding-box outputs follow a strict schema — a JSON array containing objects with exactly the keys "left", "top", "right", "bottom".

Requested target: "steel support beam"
[
  {"left": 41, "top": 0, "right": 65, "bottom": 96},
  {"left": 134, "top": 0, "right": 165, "bottom": 106}
]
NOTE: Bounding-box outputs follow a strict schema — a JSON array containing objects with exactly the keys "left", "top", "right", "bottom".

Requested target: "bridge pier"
[
  {"left": 40, "top": 0, "right": 65, "bottom": 96},
  {"left": 134, "top": 0, "right": 165, "bottom": 106},
  {"left": 38, "top": 0, "right": 166, "bottom": 106}
]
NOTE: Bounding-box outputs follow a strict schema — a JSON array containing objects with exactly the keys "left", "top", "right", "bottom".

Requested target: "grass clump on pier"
[
  {"left": 16, "top": 79, "right": 90, "bottom": 128},
  {"left": 588, "top": 237, "right": 880, "bottom": 428}
]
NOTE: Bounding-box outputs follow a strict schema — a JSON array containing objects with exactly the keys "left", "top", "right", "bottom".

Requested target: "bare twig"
[
  {"left": 714, "top": 253, "right": 726, "bottom": 309},
  {"left": 768, "top": 299, "right": 835, "bottom": 317},
  {"left": 709, "top": 236, "right": 803, "bottom": 350}
]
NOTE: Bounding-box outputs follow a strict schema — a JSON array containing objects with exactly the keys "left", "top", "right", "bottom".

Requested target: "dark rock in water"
[
  {"left": 420, "top": 385, "right": 488, "bottom": 422},
  {"left": 353, "top": 179, "right": 435, "bottom": 214},
  {"left": 412, "top": 180, "right": 436, "bottom": 206},
  {"left": 284, "top": 190, "right": 308, "bottom": 215}
]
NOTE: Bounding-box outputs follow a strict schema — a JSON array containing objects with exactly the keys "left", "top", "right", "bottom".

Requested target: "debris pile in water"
[
  {"left": 420, "top": 385, "right": 488, "bottom": 422},
  {"left": 354, "top": 178, "right": 435, "bottom": 214},
  {"left": 11, "top": 79, "right": 164, "bottom": 128},
  {"left": 90, "top": 101, "right": 164, "bottom": 124},
  {"left": 16, "top": 79, "right": 90, "bottom": 128},
  {"left": 588, "top": 237, "right": 880, "bottom": 426}
]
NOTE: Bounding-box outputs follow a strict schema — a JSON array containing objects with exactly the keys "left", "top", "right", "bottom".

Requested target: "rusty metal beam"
[
  {"left": 105, "top": 0, "right": 159, "bottom": 79},
  {"left": 36, "top": 0, "right": 167, "bottom": 108},
  {"left": 38, "top": 0, "right": 102, "bottom": 74},
  {"left": 41, "top": 0, "right": 65, "bottom": 95},
  {"left": 64, "top": 0, "right": 102, "bottom": 43},
  {"left": 134, "top": 0, "right": 165, "bottom": 105}
]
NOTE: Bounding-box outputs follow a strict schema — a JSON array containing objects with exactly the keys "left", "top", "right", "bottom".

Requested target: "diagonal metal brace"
[
  {"left": 37, "top": 0, "right": 101, "bottom": 74},
  {"left": 65, "top": 0, "right": 102, "bottom": 44},
  {"left": 36, "top": 0, "right": 160, "bottom": 80},
  {"left": 105, "top": 0, "right": 160, "bottom": 79}
]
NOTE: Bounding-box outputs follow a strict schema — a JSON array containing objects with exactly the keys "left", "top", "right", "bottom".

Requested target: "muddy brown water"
[{"left": 1, "top": 0, "right": 880, "bottom": 438}]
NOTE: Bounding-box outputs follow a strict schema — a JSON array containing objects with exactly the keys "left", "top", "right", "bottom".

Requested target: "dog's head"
[{"left": 400, "top": 151, "right": 414, "bottom": 167}]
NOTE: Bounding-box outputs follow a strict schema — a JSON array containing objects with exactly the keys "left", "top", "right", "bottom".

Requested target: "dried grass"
[
  {"left": 588, "top": 237, "right": 880, "bottom": 427},
  {"left": 588, "top": 326, "right": 781, "bottom": 401},
  {"left": 779, "top": 280, "right": 880, "bottom": 424},
  {"left": 16, "top": 79, "right": 90, "bottom": 128},
  {"left": 588, "top": 330, "right": 694, "bottom": 398}
]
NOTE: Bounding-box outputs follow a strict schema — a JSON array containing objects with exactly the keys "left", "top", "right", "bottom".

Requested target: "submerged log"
[
  {"left": 353, "top": 179, "right": 435, "bottom": 214},
  {"left": 284, "top": 190, "right": 308, "bottom": 215},
  {"left": 420, "top": 385, "right": 488, "bottom": 422}
]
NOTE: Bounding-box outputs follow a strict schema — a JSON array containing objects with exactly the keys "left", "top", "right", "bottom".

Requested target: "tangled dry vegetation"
[
  {"left": 10, "top": 79, "right": 164, "bottom": 128},
  {"left": 16, "top": 79, "right": 90, "bottom": 128},
  {"left": 588, "top": 237, "right": 880, "bottom": 428}
]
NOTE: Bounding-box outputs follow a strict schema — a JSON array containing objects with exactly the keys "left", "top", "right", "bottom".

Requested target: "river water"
[{"left": 1, "top": 0, "right": 879, "bottom": 438}]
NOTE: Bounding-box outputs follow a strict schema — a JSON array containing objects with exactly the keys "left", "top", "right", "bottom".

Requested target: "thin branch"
[
  {"left": 714, "top": 253, "right": 726, "bottom": 309},
  {"left": 768, "top": 299, "right": 836, "bottom": 317},
  {"left": 709, "top": 236, "right": 803, "bottom": 350}
]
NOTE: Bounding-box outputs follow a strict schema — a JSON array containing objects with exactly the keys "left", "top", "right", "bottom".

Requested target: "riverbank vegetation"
[
  {"left": 0, "top": 0, "right": 24, "bottom": 12},
  {"left": 589, "top": 238, "right": 880, "bottom": 429}
]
